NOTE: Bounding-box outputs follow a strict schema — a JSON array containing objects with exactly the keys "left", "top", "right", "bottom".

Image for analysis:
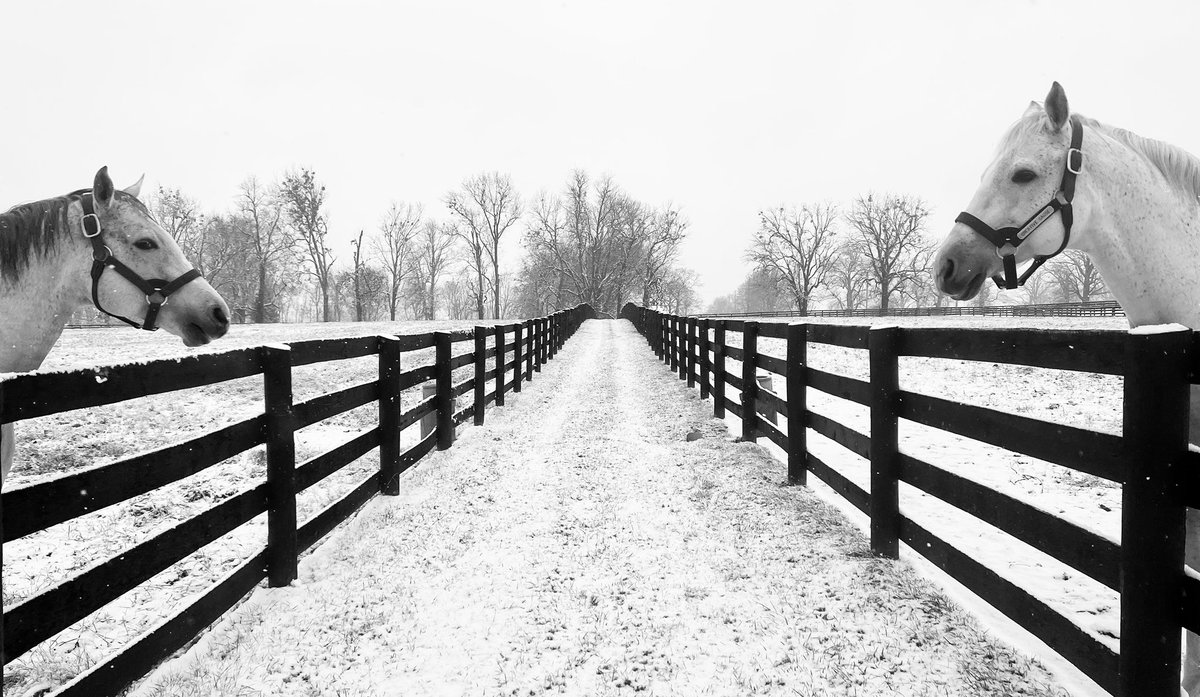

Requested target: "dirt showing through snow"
[{"left": 133, "top": 319, "right": 1069, "bottom": 697}]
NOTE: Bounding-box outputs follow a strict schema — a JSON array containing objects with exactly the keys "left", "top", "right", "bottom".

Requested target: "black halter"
[
  {"left": 79, "top": 192, "right": 202, "bottom": 331},
  {"left": 955, "top": 114, "right": 1085, "bottom": 290}
]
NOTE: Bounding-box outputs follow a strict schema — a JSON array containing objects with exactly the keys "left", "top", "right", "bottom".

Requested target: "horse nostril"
[
  {"left": 939, "top": 259, "right": 956, "bottom": 285},
  {"left": 212, "top": 305, "right": 229, "bottom": 328}
]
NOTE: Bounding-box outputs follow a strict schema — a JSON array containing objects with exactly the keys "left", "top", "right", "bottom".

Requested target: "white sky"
[{"left": 3, "top": 0, "right": 1198, "bottom": 305}]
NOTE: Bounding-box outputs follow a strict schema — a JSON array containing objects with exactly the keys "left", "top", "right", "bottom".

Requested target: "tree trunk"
[
  {"left": 492, "top": 256, "right": 501, "bottom": 319},
  {"left": 254, "top": 262, "right": 268, "bottom": 323},
  {"left": 321, "top": 280, "right": 331, "bottom": 322}
]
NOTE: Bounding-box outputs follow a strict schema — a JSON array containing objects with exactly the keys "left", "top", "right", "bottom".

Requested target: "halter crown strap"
[
  {"left": 81, "top": 192, "right": 203, "bottom": 331},
  {"left": 955, "top": 114, "right": 1084, "bottom": 290}
]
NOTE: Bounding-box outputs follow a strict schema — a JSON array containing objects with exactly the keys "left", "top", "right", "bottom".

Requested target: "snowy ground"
[
  {"left": 129, "top": 320, "right": 1069, "bottom": 697},
  {"left": 3, "top": 320, "right": 493, "bottom": 696},
  {"left": 716, "top": 313, "right": 1129, "bottom": 696}
]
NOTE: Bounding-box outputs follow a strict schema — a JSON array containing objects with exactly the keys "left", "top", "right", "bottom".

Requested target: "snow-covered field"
[
  {"left": 131, "top": 319, "right": 1069, "bottom": 696},
  {"left": 714, "top": 313, "right": 1130, "bottom": 696},
  {"left": 3, "top": 320, "right": 500, "bottom": 696},
  {"left": 3, "top": 314, "right": 1131, "bottom": 696}
]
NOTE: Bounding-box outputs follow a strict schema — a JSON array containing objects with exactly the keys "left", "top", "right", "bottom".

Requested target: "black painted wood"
[
  {"left": 261, "top": 345, "right": 297, "bottom": 587},
  {"left": 378, "top": 336, "right": 402, "bottom": 495},
  {"left": 898, "top": 453, "right": 1119, "bottom": 591},
  {"left": 435, "top": 332, "right": 454, "bottom": 450},
  {"left": 741, "top": 322, "right": 759, "bottom": 442},
  {"left": 899, "top": 327, "right": 1125, "bottom": 375},
  {"left": 2, "top": 349, "right": 262, "bottom": 423},
  {"left": 869, "top": 327, "right": 900, "bottom": 559},
  {"left": 900, "top": 516, "right": 1118, "bottom": 695},
  {"left": 3, "top": 415, "right": 263, "bottom": 542},
  {"left": 898, "top": 390, "right": 1126, "bottom": 482},
  {"left": 786, "top": 323, "right": 807, "bottom": 485},
  {"left": 1118, "top": 329, "right": 1190, "bottom": 695}
]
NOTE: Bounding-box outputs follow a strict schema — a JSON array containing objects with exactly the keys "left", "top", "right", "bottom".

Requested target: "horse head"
[
  {"left": 86, "top": 166, "right": 230, "bottom": 346},
  {"left": 934, "top": 82, "right": 1088, "bottom": 300}
]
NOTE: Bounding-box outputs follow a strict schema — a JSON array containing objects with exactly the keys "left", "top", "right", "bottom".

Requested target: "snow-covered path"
[{"left": 134, "top": 319, "right": 1069, "bottom": 697}]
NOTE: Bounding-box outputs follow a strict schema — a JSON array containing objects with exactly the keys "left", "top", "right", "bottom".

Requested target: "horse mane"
[
  {"left": 0, "top": 189, "right": 92, "bottom": 283},
  {"left": 1005, "top": 109, "right": 1200, "bottom": 202}
]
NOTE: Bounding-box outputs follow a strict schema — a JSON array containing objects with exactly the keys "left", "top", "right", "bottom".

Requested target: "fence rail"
[
  {"left": 703, "top": 299, "right": 1125, "bottom": 319},
  {"left": 621, "top": 301, "right": 1192, "bottom": 697},
  {"left": 1, "top": 305, "right": 596, "bottom": 696}
]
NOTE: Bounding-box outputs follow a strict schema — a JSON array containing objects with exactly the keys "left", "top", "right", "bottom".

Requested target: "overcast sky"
[{"left": 3, "top": 0, "right": 1198, "bottom": 305}]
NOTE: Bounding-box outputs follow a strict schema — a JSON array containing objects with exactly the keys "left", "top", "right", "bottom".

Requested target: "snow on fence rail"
[
  {"left": 704, "top": 298, "right": 1125, "bottom": 319},
  {"left": 0, "top": 304, "right": 596, "bottom": 696},
  {"left": 620, "top": 302, "right": 1196, "bottom": 697}
]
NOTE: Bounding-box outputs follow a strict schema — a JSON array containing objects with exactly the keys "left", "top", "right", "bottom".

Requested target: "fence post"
[
  {"left": 494, "top": 325, "right": 507, "bottom": 404},
  {"left": 434, "top": 332, "right": 455, "bottom": 450},
  {"left": 542, "top": 316, "right": 550, "bottom": 365},
  {"left": 869, "top": 326, "right": 900, "bottom": 558},
  {"left": 1119, "top": 327, "right": 1190, "bottom": 696},
  {"left": 672, "top": 316, "right": 681, "bottom": 374},
  {"left": 533, "top": 318, "right": 543, "bottom": 374},
  {"left": 524, "top": 320, "right": 534, "bottom": 381},
  {"left": 685, "top": 318, "right": 696, "bottom": 387},
  {"left": 786, "top": 323, "right": 808, "bottom": 486},
  {"left": 699, "top": 318, "right": 711, "bottom": 400},
  {"left": 261, "top": 345, "right": 297, "bottom": 587},
  {"left": 378, "top": 336, "right": 402, "bottom": 495},
  {"left": 678, "top": 317, "right": 688, "bottom": 381},
  {"left": 714, "top": 321, "right": 726, "bottom": 418},
  {"left": 473, "top": 326, "right": 487, "bottom": 426},
  {"left": 741, "top": 322, "right": 759, "bottom": 442}
]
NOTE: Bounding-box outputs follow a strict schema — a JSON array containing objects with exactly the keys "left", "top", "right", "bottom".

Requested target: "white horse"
[
  {"left": 0, "top": 167, "right": 231, "bottom": 483},
  {"left": 934, "top": 83, "right": 1200, "bottom": 695}
]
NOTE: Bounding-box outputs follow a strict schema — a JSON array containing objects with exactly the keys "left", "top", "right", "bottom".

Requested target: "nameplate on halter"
[{"left": 1017, "top": 206, "right": 1055, "bottom": 240}]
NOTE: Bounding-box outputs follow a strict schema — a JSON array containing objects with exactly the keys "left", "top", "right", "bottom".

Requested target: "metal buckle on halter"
[
  {"left": 995, "top": 244, "right": 1018, "bottom": 260},
  {"left": 1067, "top": 148, "right": 1083, "bottom": 175},
  {"left": 147, "top": 291, "right": 167, "bottom": 305},
  {"left": 81, "top": 213, "right": 102, "bottom": 238},
  {"left": 93, "top": 245, "right": 112, "bottom": 262}
]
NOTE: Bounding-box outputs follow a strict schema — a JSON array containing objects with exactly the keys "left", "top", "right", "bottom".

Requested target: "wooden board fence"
[
  {"left": 0, "top": 305, "right": 595, "bottom": 696},
  {"left": 620, "top": 301, "right": 1193, "bottom": 697}
]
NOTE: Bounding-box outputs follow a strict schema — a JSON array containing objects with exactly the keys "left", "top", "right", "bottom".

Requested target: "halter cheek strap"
[
  {"left": 81, "top": 192, "right": 202, "bottom": 331},
  {"left": 955, "top": 114, "right": 1084, "bottom": 289}
]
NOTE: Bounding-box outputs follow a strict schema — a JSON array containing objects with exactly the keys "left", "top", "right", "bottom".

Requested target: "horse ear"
[
  {"left": 1045, "top": 81, "right": 1070, "bottom": 132},
  {"left": 93, "top": 166, "right": 115, "bottom": 205},
  {"left": 1023, "top": 100, "right": 1041, "bottom": 117},
  {"left": 123, "top": 174, "right": 145, "bottom": 199}
]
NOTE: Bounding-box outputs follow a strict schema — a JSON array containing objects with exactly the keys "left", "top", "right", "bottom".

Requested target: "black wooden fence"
[
  {"left": 621, "top": 302, "right": 1197, "bottom": 697},
  {"left": 0, "top": 304, "right": 595, "bottom": 696},
  {"left": 704, "top": 299, "right": 1125, "bottom": 319}
]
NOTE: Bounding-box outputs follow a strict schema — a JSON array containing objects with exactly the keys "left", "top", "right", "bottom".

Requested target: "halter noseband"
[
  {"left": 80, "top": 192, "right": 202, "bottom": 331},
  {"left": 955, "top": 114, "right": 1084, "bottom": 290}
]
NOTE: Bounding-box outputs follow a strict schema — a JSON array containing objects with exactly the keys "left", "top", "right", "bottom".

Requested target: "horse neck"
[
  {"left": 0, "top": 227, "right": 92, "bottom": 374},
  {"left": 1072, "top": 129, "right": 1200, "bottom": 329}
]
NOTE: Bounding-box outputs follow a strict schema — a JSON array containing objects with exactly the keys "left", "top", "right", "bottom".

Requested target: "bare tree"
[
  {"left": 280, "top": 168, "right": 336, "bottom": 321},
  {"left": 749, "top": 203, "right": 838, "bottom": 314},
  {"left": 372, "top": 202, "right": 422, "bottom": 321},
  {"left": 637, "top": 205, "right": 687, "bottom": 307},
  {"left": 236, "top": 177, "right": 293, "bottom": 323},
  {"left": 151, "top": 186, "right": 205, "bottom": 265},
  {"left": 843, "top": 193, "right": 933, "bottom": 312},
  {"left": 827, "top": 240, "right": 874, "bottom": 311},
  {"left": 446, "top": 172, "right": 523, "bottom": 319},
  {"left": 1051, "top": 250, "right": 1108, "bottom": 302},
  {"left": 412, "top": 221, "right": 457, "bottom": 320}
]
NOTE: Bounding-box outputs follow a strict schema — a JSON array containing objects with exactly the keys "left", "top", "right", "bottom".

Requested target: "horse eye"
[
  {"left": 1011, "top": 169, "right": 1038, "bottom": 184},
  {"left": 134, "top": 239, "right": 158, "bottom": 251}
]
